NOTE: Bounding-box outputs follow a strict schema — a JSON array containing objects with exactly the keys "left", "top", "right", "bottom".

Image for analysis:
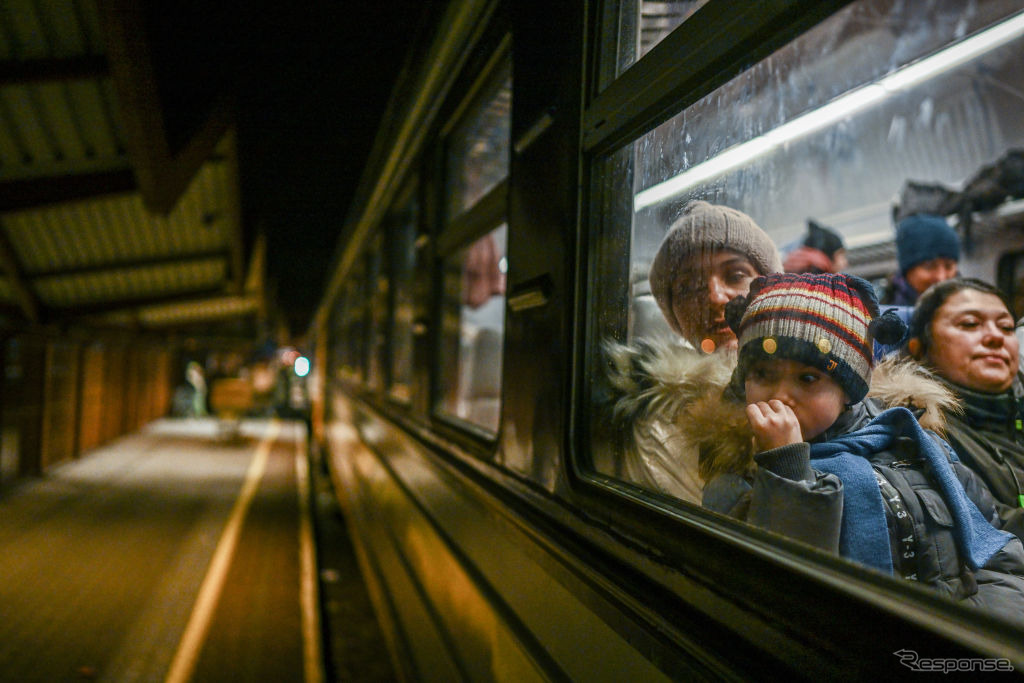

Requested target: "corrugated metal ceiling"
[{"left": 0, "top": 0, "right": 258, "bottom": 335}]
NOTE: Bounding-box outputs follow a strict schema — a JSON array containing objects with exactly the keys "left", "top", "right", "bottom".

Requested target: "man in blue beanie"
[{"left": 882, "top": 213, "right": 960, "bottom": 306}]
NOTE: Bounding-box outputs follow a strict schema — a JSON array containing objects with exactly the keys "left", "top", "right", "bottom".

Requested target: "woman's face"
[
  {"left": 924, "top": 289, "right": 1019, "bottom": 393},
  {"left": 670, "top": 249, "right": 759, "bottom": 352}
]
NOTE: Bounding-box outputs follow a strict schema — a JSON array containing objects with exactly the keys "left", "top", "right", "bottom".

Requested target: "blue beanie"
[{"left": 896, "top": 214, "right": 960, "bottom": 274}]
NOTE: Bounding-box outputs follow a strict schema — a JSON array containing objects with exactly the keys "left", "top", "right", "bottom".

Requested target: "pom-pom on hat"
[
  {"left": 896, "top": 213, "right": 960, "bottom": 275},
  {"left": 725, "top": 272, "right": 907, "bottom": 403},
  {"left": 649, "top": 200, "right": 782, "bottom": 335}
]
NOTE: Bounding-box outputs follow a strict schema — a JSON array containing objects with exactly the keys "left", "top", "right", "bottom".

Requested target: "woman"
[
  {"left": 647, "top": 200, "right": 782, "bottom": 353},
  {"left": 905, "top": 278, "right": 1024, "bottom": 536},
  {"left": 607, "top": 201, "right": 781, "bottom": 503}
]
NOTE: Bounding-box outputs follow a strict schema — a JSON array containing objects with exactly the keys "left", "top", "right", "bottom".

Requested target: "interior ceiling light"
[{"left": 633, "top": 10, "right": 1024, "bottom": 211}]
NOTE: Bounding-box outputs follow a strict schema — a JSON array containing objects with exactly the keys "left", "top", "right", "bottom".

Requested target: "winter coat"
[
  {"left": 605, "top": 342, "right": 1024, "bottom": 623},
  {"left": 603, "top": 338, "right": 729, "bottom": 504},
  {"left": 933, "top": 372, "right": 1024, "bottom": 539},
  {"left": 699, "top": 362, "right": 1024, "bottom": 622},
  {"left": 881, "top": 273, "right": 919, "bottom": 306}
]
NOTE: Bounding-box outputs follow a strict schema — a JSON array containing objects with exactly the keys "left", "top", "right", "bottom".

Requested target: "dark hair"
[
  {"left": 906, "top": 277, "right": 1014, "bottom": 356},
  {"left": 803, "top": 219, "right": 844, "bottom": 259}
]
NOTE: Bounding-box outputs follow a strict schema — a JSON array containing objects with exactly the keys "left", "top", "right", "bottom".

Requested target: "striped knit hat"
[{"left": 725, "top": 273, "right": 906, "bottom": 402}]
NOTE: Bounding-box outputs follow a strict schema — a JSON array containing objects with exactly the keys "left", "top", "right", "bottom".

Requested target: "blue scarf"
[{"left": 809, "top": 406, "right": 1012, "bottom": 574}]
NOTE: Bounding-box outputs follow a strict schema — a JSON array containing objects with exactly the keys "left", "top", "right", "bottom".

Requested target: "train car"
[{"left": 312, "top": 0, "right": 1024, "bottom": 678}]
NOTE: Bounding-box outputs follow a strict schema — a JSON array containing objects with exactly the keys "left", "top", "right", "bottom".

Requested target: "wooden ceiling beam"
[
  {"left": 0, "top": 55, "right": 109, "bottom": 85},
  {"left": 96, "top": 0, "right": 234, "bottom": 215},
  {"left": 0, "top": 169, "right": 136, "bottom": 212}
]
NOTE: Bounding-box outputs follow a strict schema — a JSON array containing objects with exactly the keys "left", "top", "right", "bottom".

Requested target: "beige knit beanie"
[{"left": 649, "top": 200, "right": 782, "bottom": 335}]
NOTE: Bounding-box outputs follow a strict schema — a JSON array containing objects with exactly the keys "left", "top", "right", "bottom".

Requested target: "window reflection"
[
  {"left": 627, "top": 1, "right": 1024, "bottom": 346},
  {"left": 591, "top": 0, "right": 1024, "bottom": 618},
  {"left": 437, "top": 225, "right": 507, "bottom": 433},
  {"left": 446, "top": 64, "right": 512, "bottom": 219}
]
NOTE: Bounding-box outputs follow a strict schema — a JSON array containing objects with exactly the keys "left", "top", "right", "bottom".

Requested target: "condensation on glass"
[
  {"left": 446, "top": 61, "right": 512, "bottom": 220},
  {"left": 437, "top": 224, "right": 507, "bottom": 434},
  {"left": 625, "top": 0, "right": 1024, "bottom": 347},
  {"left": 590, "top": 0, "right": 1024, "bottom": 514}
]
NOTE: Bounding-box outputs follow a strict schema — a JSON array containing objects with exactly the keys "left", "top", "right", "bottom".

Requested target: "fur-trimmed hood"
[{"left": 604, "top": 338, "right": 961, "bottom": 482}]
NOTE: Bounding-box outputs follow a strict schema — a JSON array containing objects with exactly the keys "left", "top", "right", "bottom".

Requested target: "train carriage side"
[{"left": 314, "top": 0, "right": 1024, "bottom": 679}]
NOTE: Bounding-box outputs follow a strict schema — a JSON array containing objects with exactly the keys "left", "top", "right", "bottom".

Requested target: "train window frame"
[
  {"left": 430, "top": 44, "right": 511, "bottom": 445},
  {"left": 575, "top": 0, "right": 1024, "bottom": 638},
  {"left": 578, "top": 0, "right": 850, "bottom": 497},
  {"left": 595, "top": 0, "right": 711, "bottom": 93}
]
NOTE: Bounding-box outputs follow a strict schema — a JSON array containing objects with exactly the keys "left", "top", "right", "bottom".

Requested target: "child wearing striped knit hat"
[{"left": 702, "top": 272, "right": 1024, "bottom": 618}]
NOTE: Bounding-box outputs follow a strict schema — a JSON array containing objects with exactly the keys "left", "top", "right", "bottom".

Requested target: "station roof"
[{"left": 0, "top": 0, "right": 424, "bottom": 346}]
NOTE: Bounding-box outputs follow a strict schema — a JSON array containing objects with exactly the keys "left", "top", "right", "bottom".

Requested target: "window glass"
[
  {"left": 605, "top": 0, "right": 709, "bottom": 86},
  {"left": 328, "top": 293, "right": 345, "bottom": 384},
  {"left": 338, "top": 264, "right": 366, "bottom": 383},
  {"left": 596, "top": 0, "right": 1024, "bottom": 353},
  {"left": 589, "top": 0, "right": 1024, "bottom": 612},
  {"left": 446, "top": 61, "right": 512, "bottom": 219},
  {"left": 388, "top": 180, "right": 419, "bottom": 402},
  {"left": 437, "top": 224, "right": 507, "bottom": 434},
  {"left": 366, "top": 238, "right": 388, "bottom": 391}
]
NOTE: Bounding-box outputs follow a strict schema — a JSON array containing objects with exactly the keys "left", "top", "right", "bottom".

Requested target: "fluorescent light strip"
[{"left": 634, "top": 10, "right": 1024, "bottom": 212}]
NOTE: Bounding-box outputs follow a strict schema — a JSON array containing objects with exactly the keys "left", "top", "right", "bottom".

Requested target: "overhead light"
[{"left": 633, "top": 10, "right": 1024, "bottom": 212}]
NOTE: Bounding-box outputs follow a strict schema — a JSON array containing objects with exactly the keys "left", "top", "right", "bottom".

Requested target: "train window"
[
  {"left": 328, "top": 292, "right": 344, "bottom": 384},
  {"left": 445, "top": 60, "right": 511, "bottom": 221},
  {"left": 587, "top": 0, "right": 1024, "bottom": 618},
  {"left": 437, "top": 224, "right": 507, "bottom": 435},
  {"left": 337, "top": 260, "right": 367, "bottom": 383},
  {"left": 434, "top": 51, "right": 511, "bottom": 439},
  {"left": 387, "top": 178, "right": 419, "bottom": 403},
  {"left": 998, "top": 247, "right": 1024, "bottom": 318},
  {"left": 366, "top": 235, "right": 388, "bottom": 391},
  {"left": 599, "top": 0, "right": 709, "bottom": 90}
]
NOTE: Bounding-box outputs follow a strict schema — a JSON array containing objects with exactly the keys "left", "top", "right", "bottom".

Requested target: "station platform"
[{"left": 0, "top": 417, "right": 393, "bottom": 682}]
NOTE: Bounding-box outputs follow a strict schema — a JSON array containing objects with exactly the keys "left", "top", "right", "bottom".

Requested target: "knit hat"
[
  {"left": 896, "top": 213, "right": 960, "bottom": 275},
  {"left": 803, "top": 219, "right": 844, "bottom": 259},
  {"left": 649, "top": 201, "right": 782, "bottom": 334},
  {"left": 725, "top": 272, "right": 907, "bottom": 403}
]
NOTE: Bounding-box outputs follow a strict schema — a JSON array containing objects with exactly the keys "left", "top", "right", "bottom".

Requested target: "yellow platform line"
[
  {"left": 165, "top": 420, "right": 281, "bottom": 683},
  {"left": 296, "top": 431, "right": 325, "bottom": 683}
]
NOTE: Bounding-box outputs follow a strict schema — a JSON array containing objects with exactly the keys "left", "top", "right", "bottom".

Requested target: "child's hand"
[{"left": 746, "top": 400, "right": 803, "bottom": 451}]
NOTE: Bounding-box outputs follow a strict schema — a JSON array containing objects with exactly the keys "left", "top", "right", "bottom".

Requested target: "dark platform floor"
[{"left": 0, "top": 417, "right": 392, "bottom": 682}]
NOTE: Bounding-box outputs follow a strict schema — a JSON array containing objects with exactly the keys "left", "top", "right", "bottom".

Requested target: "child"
[{"left": 702, "top": 272, "right": 1024, "bottom": 623}]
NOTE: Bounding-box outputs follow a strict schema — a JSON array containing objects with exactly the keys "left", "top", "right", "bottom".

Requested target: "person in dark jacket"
[
  {"left": 882, "top": 213, "right": 960, "bottom": 306},
  {"left": 905, "top": 278, "right": 1024, "bottom": 538},
  {"left": 696, "top": 272, "right": 1024, "bottom": 623},
  {"left": 782, "top": 219, "right": 847, "bottom": 274}
]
